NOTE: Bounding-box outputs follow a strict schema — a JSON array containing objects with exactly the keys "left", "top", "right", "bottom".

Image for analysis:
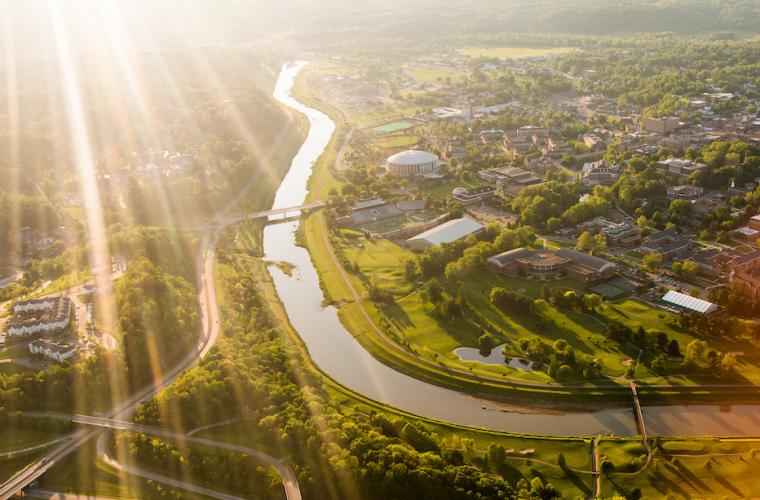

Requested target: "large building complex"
[
  {"left": 7, "top": 296, "right": 72, "bottom": 338},
  {"left": 644, "top": 117, "right": 680, "bottom": 133},
  {"left": 386, "top": 150, "right": 440, "bottom": 176},
  {"left": 487, "top": 248, "right": 616, "bottom": 283},
  {"left": 580, "top": 160, "right": 620, "bottom": 187},
  {"left": 655, "top": 158, "right": 708, "bottom": 178}
]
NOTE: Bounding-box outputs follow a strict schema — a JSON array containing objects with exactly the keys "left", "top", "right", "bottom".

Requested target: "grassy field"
[
  {"left": 457, "top": 46, "right": 578, "bottom": 60},
  {"left": 602, "top": 438, "right": 760, "bottom": 499},
  {"left": 404, "top": 64, "right": 467, "bottom": 84},
  {"left": 370, "top": 134, "right": 419, "bottom": 149}
]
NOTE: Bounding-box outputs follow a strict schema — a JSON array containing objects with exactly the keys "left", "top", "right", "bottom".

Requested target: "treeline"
[
  {"left": 115, "top": 257, "right": 198, "bottom": 390},
  {"left": 134, "top": 253, "right": 537, "bottom": 499}
]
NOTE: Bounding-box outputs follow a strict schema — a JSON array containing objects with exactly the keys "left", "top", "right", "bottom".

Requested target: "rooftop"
[
  {"left": 387, "top": 150, "right": 438, "bottom": 165},
  {"left": 661, "top": 290, "right": 718, "bottom": 314},
  {"left": 408, "top": 218, "right": 484, "bottom": 246}
]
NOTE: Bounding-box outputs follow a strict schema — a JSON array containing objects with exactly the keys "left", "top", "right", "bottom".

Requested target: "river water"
[{"left": 262, "top": 61, "right": 760, "bottom": 437}]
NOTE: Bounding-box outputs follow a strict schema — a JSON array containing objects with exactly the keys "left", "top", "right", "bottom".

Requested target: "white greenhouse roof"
[
  {"left": 408, "top": 218, "right": 484, "bottom": 246},
  {"left": 661, "top": 290, "right": 718, "bottom": 314}
]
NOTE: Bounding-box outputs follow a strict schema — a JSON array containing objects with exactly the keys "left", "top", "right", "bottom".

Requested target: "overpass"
[
  {"left": 245, "top": 201, "right": 326, "bottom": 220},
  {"left": 17, "top": 412, "right": 301, "bottom": 500}
]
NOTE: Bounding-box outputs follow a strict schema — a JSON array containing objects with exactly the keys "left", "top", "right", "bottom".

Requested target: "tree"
[
  {"left": 593, "top": 233, "right": 607, "bottom": 253},
  {"left": 667, "top": 339, "right": 681, "bottom": 357},
  {"left": 643, "top": 252, "right": 663, "bottom": 271},
  {"left": 601, "top": 459, "right": 615, "bottom": 475},
  {"left": 584, "top": 293, "right": 602, "bottom": 312},
  {"left": 576, "top": 230, "right": 593, "bottom": 252}
]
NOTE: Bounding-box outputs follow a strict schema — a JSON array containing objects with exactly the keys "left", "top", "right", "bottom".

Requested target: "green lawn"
[
  {"left": 404, "top": 64, "right": 467, "bottom": 84},
  {"left": 602, "top": 439, "right": 760, "bottom": 499},
  {"left": 370, "top": 135, "right": 419, "bottom": 149},
  {"left": 457, "top": 46, "right": 577, "bottom": 60}
]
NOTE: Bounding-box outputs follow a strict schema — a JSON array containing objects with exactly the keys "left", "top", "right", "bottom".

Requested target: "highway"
[{"left": 16, "top": 411, "right": 300, "bottom": 500}]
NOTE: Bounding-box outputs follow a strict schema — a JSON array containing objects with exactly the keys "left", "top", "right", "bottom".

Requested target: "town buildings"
[
  {"left": 666, "top": 185, "right": 704, "bottom": 200},
  {"left": 692, "top": 248, "right": 760, "bottom": 278}
]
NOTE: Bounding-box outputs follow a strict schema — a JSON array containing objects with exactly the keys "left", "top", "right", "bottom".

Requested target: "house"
[
  {"left": 580, "top": 160, "right": 620, "bottom": 187},
  {"left": 640, "top": 228, "right": 691, "bottom": 261},
  {"left": 406, "top": 218, "right": 484, "bottom": 250},
  {"left": 28, "top": 338, "right": 78, "bottom": 363},
  {"left": 487, "top": 248, "right": 616, "bottom": 283},
  {"left": 516, "top": 126, "right": 549, "bottom": 139},
  {"left": 576, "top": 217, "right": 641, "bottom": 248},
  {"left": 661, "top": 290, "right": 718, "bottom": 315},
  {"left": 583, "top": 134, "right": 606, "bottom": 150},
  {"left": 655, "top": 158, "right": 708, "bottom": 179},
  {"left": 479, "top": 129, "right": 505, "bottom": 144},
  {"left": 666, "top": 185, "right": 704, "bottom": 200}
]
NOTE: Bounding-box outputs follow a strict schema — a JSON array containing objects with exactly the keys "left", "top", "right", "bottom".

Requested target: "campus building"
[
  {"left": 7, "top": 296, "right": 72, "bottom": 338},
  {"left": 691, "top": 248, "right": 760, "bottom": 278},
  {"left": 386, "top": 150, "right": 440, "bottom": 176},
  {"left": 655, "top": 158, "right": 708, "bottom": 179},
  {"left": 487, "top": 248, "right": 616, "bottom": 283},
  {"left": 576, "top": 217, "right": 642, "bottom": 248},
  {"left": 661, "top": 290, "right": 718, "bottom": 315},
  {"left": 644, "top": 117, "right": 680, "bottom": 134},
  {"left": 640, "top": 228, "right": 692, "bottom": 261},
  {"left": 406, "top": 217, "right": 484, "bottom": 250}
]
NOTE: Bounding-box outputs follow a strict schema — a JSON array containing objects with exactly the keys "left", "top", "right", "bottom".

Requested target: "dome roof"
[{"left": 387, "top": 150, "right": 438, "bottom": 165}]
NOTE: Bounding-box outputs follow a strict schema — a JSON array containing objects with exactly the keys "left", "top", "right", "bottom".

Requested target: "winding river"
[{"left": 263, "top": 62, "right": 760, "bottom": 437}]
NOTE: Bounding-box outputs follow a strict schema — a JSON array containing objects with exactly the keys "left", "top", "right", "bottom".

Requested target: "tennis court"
[{"left": 589, "top": 277, "right": 637, "bottom": 299}]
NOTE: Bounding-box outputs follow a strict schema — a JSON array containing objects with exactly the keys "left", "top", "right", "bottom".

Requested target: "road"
[
  {"left": 19, "top": 411, "right": 300, "bottom": 500},
  {"left": 0, "top": 229, "right": 223, "bottom": 499}
]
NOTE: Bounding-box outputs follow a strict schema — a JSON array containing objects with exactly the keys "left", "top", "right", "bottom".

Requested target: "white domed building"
[{"left": 386, "top": 150, "right": 440, "bottom": 176}]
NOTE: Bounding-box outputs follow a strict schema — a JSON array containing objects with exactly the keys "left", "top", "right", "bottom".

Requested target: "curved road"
[{"left": 16, "top": 411, "right": 300, "bottom": 500}]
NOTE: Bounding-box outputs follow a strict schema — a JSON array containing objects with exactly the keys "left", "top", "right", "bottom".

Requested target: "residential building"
[
  {"left": 524, "top": 156, "right": 557, "bottom": 175},
  {"left": 7, "top": 296, "right": 72, "bottom": 338},
  {"left": 583, "top": 134, "right": 605, "bottom": 150},
  {"left": 487, "top": 248, "right": 616, "bottom": 283},
  {"left": 666, "top": 185, "right": 704, "bottom": 200},
  {"left": 576, "top": 217, "right": 641, "bottom": 248},
  {"left": 640, "top": 228, "right": 691, "bottom": 260},
  {"left": 479, "top": 128, "right": 505, "bottom": 144},
  {"left": 503, "top": 135, "right": 534, "bottom": 155},
  {"left": 644, "top": 117, "right": 680, "bottom": 134},
  {"left": 28, "top": 339, "right": 78, "bottom": 363},
  {"left": 516, "top": 126, "right": 549, "bottom": 139},
  {"left": 580, "top": 160, "right": 620, "bottom": 187},
  {"left": 406, "top": 217, "right": 484, "bottom": 250},
  {"left": 544, "top": 138, "right": 574, "bottom": 159}
]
